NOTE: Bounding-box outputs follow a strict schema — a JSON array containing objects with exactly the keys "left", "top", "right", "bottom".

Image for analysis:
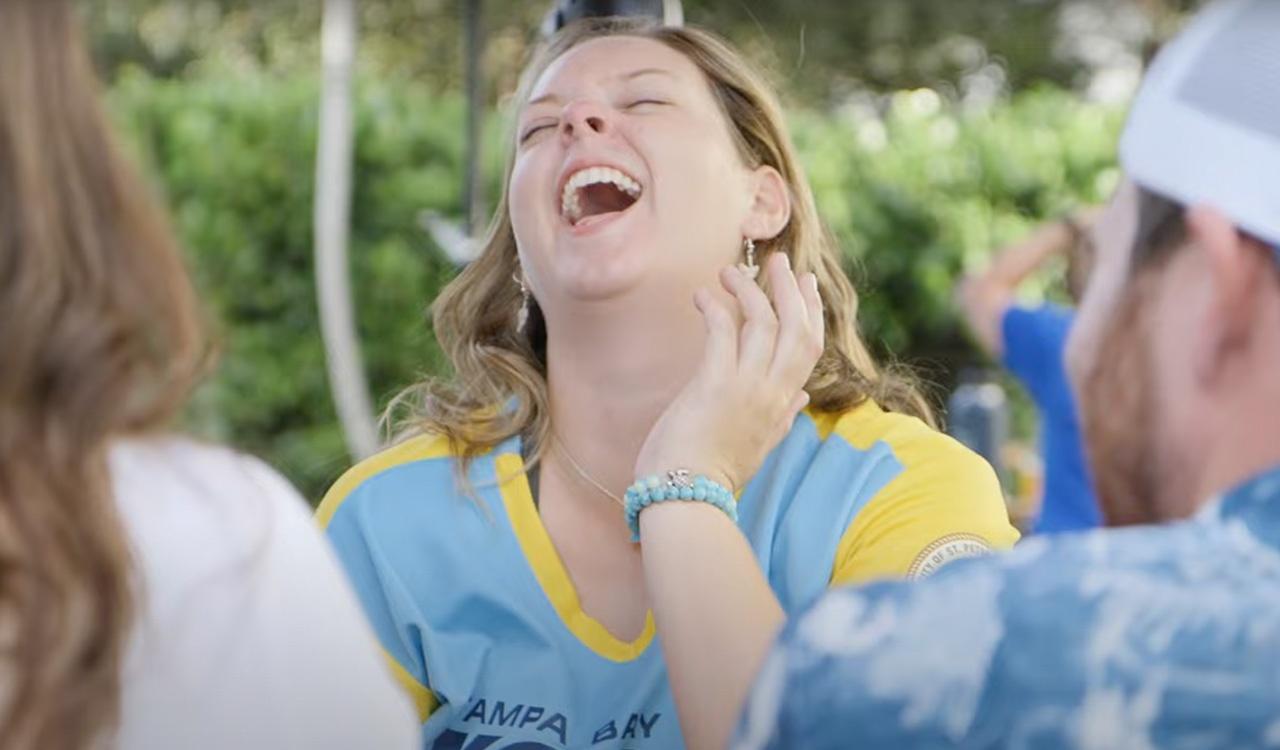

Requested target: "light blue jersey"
[{"left": 318, "top": 401, "right": 1017, "bottom": 749}]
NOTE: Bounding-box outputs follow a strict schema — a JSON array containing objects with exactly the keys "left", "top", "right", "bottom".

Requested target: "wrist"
[
  {"left": 1059, "top": 212, "right": 1086, "bottom": 249},
  {"left": 624, "top": 469, "right": 738, "bottom": 542},
  {"left": 634, "top": 457, "right": 734, "bottom": 495}
]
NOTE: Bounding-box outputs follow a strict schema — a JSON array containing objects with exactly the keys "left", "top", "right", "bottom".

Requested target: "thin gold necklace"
[{"left": 550, "top": 432, "right": 625, "bottom": 507}]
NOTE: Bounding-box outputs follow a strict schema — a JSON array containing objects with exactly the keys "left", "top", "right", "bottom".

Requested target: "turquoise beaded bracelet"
[{"left": 624, "top": 469, "right": 737, "bottom": 542}]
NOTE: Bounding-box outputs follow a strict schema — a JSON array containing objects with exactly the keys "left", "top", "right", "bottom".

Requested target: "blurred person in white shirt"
[{"left": 0, "top": 1, "right": 417, "bottom": 748}]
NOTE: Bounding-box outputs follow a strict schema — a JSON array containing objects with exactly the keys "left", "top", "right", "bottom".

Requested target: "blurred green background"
[{"left": 85, "top": 0, "right": 1199, "bottom": 501}]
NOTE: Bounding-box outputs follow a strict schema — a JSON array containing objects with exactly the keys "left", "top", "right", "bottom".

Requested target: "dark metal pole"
[{"left": 462, "top": 0, "right": 484, "bottom": 236}]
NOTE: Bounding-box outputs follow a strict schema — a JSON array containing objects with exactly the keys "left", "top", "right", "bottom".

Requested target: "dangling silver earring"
[
  {"left": 738, "top": 237, "right": 760, "bottom": 280},
  {"left": 513, "top": 270, "right": 531, "bottom": 332}
]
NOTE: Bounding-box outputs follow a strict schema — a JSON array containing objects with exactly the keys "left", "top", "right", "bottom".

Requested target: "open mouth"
[{"left": 560, "top": 166, "right": 642, "bottom": 227}]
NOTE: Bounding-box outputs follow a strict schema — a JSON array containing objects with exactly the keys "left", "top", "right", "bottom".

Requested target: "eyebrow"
[
  {"left": 524, "top": 67, "right": 676, "bottom": 110},
  {"left": 622, "top": 67, "right": 676, "bottom": 82}
]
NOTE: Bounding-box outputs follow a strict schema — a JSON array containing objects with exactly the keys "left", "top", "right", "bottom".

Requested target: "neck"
[
  {"left": 1184, "top": 351, "right": 1280, "bottom": 513},
  {"left": 542, "top": 293, "right": 706, "bottom": 498}
]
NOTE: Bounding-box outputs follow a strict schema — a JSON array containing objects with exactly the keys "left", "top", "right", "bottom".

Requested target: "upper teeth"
[{"left": 561, "top": 166, "right": 642, "bottom": 223}]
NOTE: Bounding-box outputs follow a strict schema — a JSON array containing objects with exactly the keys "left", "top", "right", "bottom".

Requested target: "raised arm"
[
  {"left": 957, "top": 210, "right": 1093, "bottom": 358},
  {"left": 635, "top": 253, "right": 823, "bottom": 750}
]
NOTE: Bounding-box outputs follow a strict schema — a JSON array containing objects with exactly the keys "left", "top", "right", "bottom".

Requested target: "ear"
[
  {"left": 1185, "top": 204, "right": 1267, "bottom": 383},
  {"left": 740, "top": 165, "right": 791, "bottom": 242}
]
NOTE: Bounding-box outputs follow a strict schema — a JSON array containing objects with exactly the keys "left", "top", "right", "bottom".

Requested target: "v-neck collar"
[{"left": 493, "top": 449, "right": 656, "bottom": 662}]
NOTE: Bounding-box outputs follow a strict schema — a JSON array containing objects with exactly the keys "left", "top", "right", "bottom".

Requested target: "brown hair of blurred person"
[
  {"left": 0, "top": 1, "right": 209, "bottom": 748},
  {"left": 1065, "top": 224, "right": 1096, "bottom": 304}
]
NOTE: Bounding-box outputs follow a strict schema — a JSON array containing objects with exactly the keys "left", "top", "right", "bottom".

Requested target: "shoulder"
[
  {"left": 110, "top": 435, "right": 308, "bottom": 564},
  {"left": 813, "top": 398, "right": 969, "bottom": 456},
  {"left": 110, "top": 437, "right": 420, "bottom": 749},
  {"left": 316, "top": 432, "right": 460, "bottom": 530},
  {"left": 746, "top": 516, "right": 1280, "bottom": 749},
  {"left": 1003, "top": 302, "right": 1074, "bottom": 332},
  {"left": 812, "top": 399, "right": 999, "bottom": 498},
  {"left": 740, "top": 524, "right": 1202, "bottom": 748},
  {"left": 813, "top": 401, "right": 1016, "bottom": 583},
  {"left": 815, "top": 518, "right": 1230, "bottom": 691},
  {"left": 110, "top": 434, "right": 388, "bottom": 590},
  {"left": 110, "top": 434, "right": 293, "bottom": 496},
  {"left": 1001, "top": 303, "right": 1074, "bottom": 358}
]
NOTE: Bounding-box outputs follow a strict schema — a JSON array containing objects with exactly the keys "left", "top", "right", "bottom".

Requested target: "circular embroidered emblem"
[{"left": 907, "top": 533, "right": 994, "bottom": 579}]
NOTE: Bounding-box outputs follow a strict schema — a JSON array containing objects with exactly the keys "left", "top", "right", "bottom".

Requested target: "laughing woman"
[{"left": 318, "top": 18, "right": 1018, "bottom": 750}]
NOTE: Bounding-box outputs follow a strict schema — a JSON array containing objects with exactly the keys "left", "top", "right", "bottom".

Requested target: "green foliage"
[
  {"left": 790, "top": 88, "right": 1121, "bottom": 380},
  {"left": 108, "top": 70, "right": 464, "bottom": 499},
  {"left": 85, "top": 0, "right": 1199, "bottom": 108},
  {"left": 106, "top": 70, "right": 1121, "bottom": 501}
]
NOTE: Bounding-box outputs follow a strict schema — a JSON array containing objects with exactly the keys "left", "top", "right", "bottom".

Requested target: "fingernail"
[{"left": 782, "top": 253, "right": 791, "bottom": 270}]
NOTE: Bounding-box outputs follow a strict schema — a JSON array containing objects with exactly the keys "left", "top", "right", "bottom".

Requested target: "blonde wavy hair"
[
  {"left": 392, "top": 18, "right": 933, "bottom": 472},
  {"left": 0, "top": 1, "right": 209, "bottom": 747}
]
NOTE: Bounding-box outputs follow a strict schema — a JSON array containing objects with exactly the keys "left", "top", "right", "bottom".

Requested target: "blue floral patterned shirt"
[{"left": 735, "top": 464, "right": 1280, "bottom": 750}]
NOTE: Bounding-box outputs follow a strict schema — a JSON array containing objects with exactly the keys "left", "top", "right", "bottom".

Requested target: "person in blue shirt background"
[{"left": 957, "top": 208, "right": 1102, "bottom": 533}]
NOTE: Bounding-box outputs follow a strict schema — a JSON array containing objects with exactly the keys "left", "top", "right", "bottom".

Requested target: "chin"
[
  {"left": 552, "top": 218, "right": 670, "bottom": 300},
  {"left": 550, "top": 245, "right": 651, "bottom": 302},
  {"left": 557, "top": 270, "right": 643, "bottom": 301}
]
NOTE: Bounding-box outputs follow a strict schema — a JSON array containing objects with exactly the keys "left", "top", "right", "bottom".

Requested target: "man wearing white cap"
[{"left": 720, "top": 0, "right": 1280, "bottom": 746}]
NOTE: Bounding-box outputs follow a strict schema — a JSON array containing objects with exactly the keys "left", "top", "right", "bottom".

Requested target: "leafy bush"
[
  {"left": 791, "top": 87, "right": 1121, "bottom": 381},
  {"left": 107, "top": 71, "right": 1122, "bottom": 501}
]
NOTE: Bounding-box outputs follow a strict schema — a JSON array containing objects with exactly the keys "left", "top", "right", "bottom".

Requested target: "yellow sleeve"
[
  {"left": 829, "top": 425, "right": 1020, "bottom": 586},
  {"left": 383, "top": 650, "right": 440, "bottom": 722}
]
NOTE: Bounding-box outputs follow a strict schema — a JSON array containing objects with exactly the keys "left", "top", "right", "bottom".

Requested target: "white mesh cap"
[{"left": 1120, "top": 0, "right": 1280, "bottom": 247}]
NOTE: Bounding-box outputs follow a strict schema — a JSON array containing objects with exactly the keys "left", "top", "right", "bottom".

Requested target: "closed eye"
[
  {"left": 519, "top": 122, "right": 555, "bottom": 144},
  {"left": 625, "top": 99, "right": 669, "bottom": 110}
]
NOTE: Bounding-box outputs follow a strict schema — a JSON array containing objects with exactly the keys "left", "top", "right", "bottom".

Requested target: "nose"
[{"left": 560, "top": 100, "right": 610, "bottom": 142}]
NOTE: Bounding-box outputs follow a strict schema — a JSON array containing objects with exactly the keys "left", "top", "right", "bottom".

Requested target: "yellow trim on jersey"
[
  {"left": 384, "top": 648, "right": 441, "bottom": 722},
  {"left": 817, "top": 400, "right": 1020, "bottom": 586},
  {"left": 316, "top": 434, "right": 452, "bottom": 724},
  {"left": 315, "top": 433, "right": 454, "bottom": 530},
  {"left": 495, "top": 452, "right": 657, "bottom": 662}
]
